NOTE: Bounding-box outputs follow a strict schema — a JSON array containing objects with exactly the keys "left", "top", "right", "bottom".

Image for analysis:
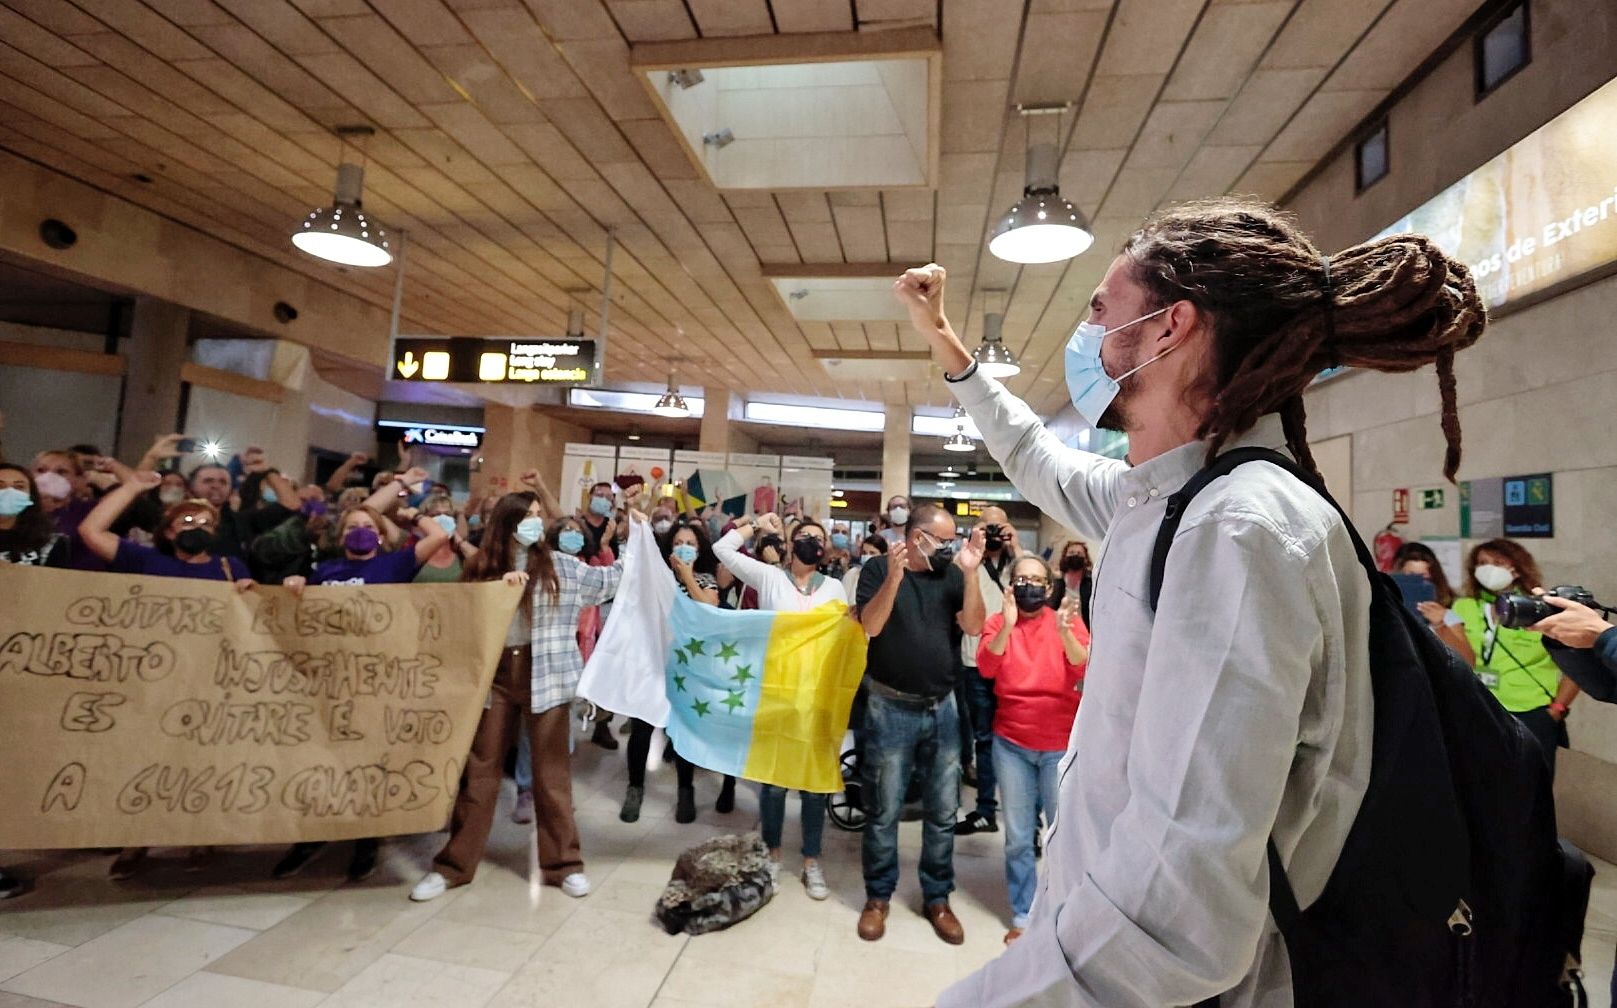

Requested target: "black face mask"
[
  {"left": 1012, "top": 583, "right": 1048, "bottom": 612},
  {"left": 174, "top": 528, "right": 215, "bottom": 555},
  {"left": 927, "top": 546, "right": 955, "bottom": 573},
  {"left": 792, "top": 537, "right": 826, "bottom": 565},
  {"left": 1060, "top": 555, "right": 1088, "bottom": 574}
]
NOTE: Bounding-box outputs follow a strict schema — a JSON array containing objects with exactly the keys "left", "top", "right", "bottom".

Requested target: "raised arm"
[
  {"left": 859, "top": 543, "right": 910, "bottom": 638},
  {"left": 894, "top": 264, "right": 1126, "bottom": 540},
  {"left": 519, "top": 469, "right": 563, "bottom": 522},
  {"left": 712, "top": 517, "right": 787, "bottom": 594},
  {"left": 80, "top": 471, "right": 158, "bottom": 561},
  {"left": 326, "top": 452, "right": 369, "bottom": 495}
]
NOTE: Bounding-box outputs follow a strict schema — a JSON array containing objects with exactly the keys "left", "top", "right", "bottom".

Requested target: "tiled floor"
[{"left": 3, "top": 737, "right": 1615, "bottom": 1008}]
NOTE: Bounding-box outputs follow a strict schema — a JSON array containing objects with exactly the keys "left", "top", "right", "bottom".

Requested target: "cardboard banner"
[{"left": 0, "top": 566, "right": 518, "bottom": 849}]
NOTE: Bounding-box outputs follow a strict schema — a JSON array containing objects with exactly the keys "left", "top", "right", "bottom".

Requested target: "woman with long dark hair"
[
  {"left": 1391, "top": 541, "right": 1474, "bottom": 665},
  {"left": 0, "top": 463, "right": 69, "bottom": 567},
  {"left": 619, "top": 516, "right": 737, "bottom": 824},
  {"left": 410, "top": 490, "right": 628, "bottom": 903}
]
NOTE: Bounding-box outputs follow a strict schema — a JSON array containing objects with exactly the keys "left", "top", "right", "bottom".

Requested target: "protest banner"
[{"left": 0, "top": 566, "right": 517, "bottom": 848}]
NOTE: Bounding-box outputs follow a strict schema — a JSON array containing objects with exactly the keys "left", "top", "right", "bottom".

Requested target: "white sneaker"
[
  {"left": 801, "top": 862, "right": 829, "bottom": 901},
  {"left": 560, "top": 872, "right": 591, "bottom": 898},
  {"left": 767, "top": 858, "right": 781, "bottom": 885},
  {"left": 409, "top": 871, "right": 448, "bottom": 902}
]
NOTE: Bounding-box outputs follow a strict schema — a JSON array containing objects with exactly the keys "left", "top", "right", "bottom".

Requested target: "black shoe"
[
  {"left": 0, "top": 870, "right": 28, "bottom": 900},
  {"left": 590, "top": 722, "right": 619, "bottom": 751},
  {"left": 715, "top": 778, "right": 736, "bottom": 814},
  {"left": 273, "top": 842, "right": 324, "bottom": 880},
  {"left": 347, "top": 840, "right": 379, "bottom": 882},
  {"left": 954, "top": 812, "right": 998, "bottom": 836},
  {"left": 675, "top": 786, "right": 697, "bottom": 824}
]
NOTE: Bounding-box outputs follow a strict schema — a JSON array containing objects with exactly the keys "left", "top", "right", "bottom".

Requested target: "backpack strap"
[
  {"left": 1154, "top": 445, "right": 1360, "bottom": 1008},
  {"left": 1150, "top": 446, "right": 1379, "bottom": 611}
]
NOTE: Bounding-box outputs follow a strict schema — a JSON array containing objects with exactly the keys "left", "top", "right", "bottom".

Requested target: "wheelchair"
[{"left": 827, "top": 747, "right": 865, "bottom": 831}]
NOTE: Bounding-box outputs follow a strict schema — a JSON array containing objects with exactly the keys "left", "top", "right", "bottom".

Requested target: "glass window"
[
  {"left": 1355, "top": 121, "right": 1389, "bottom": 192},
  {"left": 1476, "top": 1, "right": 1530, "bottom": 97}
]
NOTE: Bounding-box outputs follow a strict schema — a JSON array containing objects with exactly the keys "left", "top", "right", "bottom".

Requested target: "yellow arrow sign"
[{"left": 397, "top": 351, "right": 420, "bottom": 379}]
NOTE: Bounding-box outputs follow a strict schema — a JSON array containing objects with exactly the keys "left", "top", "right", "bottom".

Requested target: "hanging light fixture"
[
  {"left": 989, "top": 106, "right": 1092, "bottom": 265},
  {"left": 652, "top": 372, "right": 690, "bottom": 417},
  {"left": 971, "top": 288, "right": 1020, "bottom": 378},
  {"left": 944, "top": 404, "right": 976, "bottom": 452},
  {"left": 292, "top": 126, "right": 392, "bottom": 268}
]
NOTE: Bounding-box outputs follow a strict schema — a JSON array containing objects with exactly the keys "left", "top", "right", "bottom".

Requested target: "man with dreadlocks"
[{"left": 893, "top": 196, "right": 1485, "bottom": 1008}]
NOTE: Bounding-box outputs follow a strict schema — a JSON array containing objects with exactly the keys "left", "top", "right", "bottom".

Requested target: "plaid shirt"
[{"left": 527, "top": 553, "right": 623, "bottom": 713}]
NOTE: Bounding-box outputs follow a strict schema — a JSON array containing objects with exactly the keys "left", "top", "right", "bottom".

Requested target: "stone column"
[
  {"left": 115, "top": 297, "right": 189, "bottom": 464},
  {"left": 881, "top": 408, "right": 911, "bottom": 505}
]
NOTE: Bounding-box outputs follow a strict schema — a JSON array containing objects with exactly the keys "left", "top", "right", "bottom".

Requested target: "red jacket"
[{"left": 976, "top": 606, "right": 1088, "bottom": 751}]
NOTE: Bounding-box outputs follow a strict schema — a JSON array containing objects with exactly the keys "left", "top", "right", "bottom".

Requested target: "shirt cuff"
[{"left": 943, "top": 360, "right": 979, "bottom": 383}]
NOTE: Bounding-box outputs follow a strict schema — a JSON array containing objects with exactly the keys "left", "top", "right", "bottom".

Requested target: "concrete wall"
[{"left": 1285, "top": 0, "right": 1617, "bottom": 858}]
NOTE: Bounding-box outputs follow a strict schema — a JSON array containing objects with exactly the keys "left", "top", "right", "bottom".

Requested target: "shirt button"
[
  {"left": 1148, "top": 487, "right": 1160, "bottom": 498},
  {"left": 1127, "top": 496, "right": 1138, "bottom": 507}
]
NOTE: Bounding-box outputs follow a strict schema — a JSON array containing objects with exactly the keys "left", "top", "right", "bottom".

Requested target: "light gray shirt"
[{"left": 938, "top": 371, "right": 1373, "bottom": 1008}]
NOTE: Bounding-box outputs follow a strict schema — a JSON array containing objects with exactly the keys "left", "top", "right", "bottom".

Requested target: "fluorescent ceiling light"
[
  {"left": 911, "top": 413, "right": 981, "bottom": 439},
  {"left": 744, "top": 401, "right": 885, "bottom": 432},
  {"left": 569, "top": 387, "right": 706, "bottom": 417}
]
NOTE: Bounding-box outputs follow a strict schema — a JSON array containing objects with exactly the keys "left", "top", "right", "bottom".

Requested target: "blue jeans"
[
  {"left": 959, "top": 665, "right": 998, "bottom": 818},
  {"left": 514, "top": 721, "right": 532, "bottom": 792},
  {"left": 992, "top": 734, "right": 1062, "bottom": 928},
  {"left": 861, "top": 691, "right": 960, "bottom": 905},
  {"left": 759, "top": 785, "right": 827, "bottom": 859}
]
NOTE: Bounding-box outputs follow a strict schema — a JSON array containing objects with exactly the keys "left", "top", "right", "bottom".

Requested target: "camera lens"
[{"left": 1493, "top": 593, "right": 1556, "bottom": 629}]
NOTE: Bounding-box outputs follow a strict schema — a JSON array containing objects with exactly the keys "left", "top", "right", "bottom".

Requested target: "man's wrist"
[{"left": 1550, "top": 701, "right": 1571, "bottom": 716}]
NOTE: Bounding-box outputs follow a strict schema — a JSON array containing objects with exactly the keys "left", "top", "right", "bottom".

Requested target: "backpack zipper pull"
[{"left": 1447, "top": 899, "right": 1474, "bottom": 936}]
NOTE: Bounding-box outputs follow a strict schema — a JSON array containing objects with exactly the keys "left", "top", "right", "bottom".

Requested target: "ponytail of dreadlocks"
[{"left": 1119, "top": 197, "right": 1487, "bottom": 482}]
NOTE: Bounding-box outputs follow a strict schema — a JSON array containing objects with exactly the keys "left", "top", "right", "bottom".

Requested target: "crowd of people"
[
  {"left": 0, "top": 435, "right": 1100, "bottom": 942},
  {"left": 0, "top": 441, "right": 1595, "bottom": 955}
]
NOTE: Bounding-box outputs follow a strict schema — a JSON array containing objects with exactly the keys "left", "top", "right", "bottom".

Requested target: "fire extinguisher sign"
[{"left": 1392, "top": 488, "right": 1410, "bottom": 524}]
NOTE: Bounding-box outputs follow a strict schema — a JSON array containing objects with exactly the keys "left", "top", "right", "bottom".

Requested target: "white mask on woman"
[{"left": 1474, "top": 564, "right": 1514, "bottom": 593}]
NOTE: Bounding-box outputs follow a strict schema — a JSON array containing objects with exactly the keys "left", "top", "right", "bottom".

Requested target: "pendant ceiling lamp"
[
  {"left": 989, "top": 106, "right": 1093, "bottom": 265},
  {"left": 652, "top": 372, "right": 690, "bottom": 417},
  {"left": 943, "top": 405, "right": 976, "bottom": 452},
  {"left": 293, "top": 125, "right": 392, "bottom": 268},
  {"left": 971, "top": 289, "right": 1020, "bottom": 378}
]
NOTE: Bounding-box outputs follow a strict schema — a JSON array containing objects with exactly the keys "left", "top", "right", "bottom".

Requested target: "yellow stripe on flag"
[{"left": 743, "top": 602, "right": 867, "bottom": 793}]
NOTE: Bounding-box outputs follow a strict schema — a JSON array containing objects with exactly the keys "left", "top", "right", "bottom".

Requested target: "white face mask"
[
  {"left": 888, "top": 506, "right": 910, "bottom": 526},
  {"left": 1063, "top": 305, "right": 1174, "bottom": 427},
  {"left": 1474, "top": 563, "right": 1515, "bottom": 593}
]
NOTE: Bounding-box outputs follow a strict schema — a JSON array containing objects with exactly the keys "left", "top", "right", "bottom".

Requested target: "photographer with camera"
[
  {"left": 955, "top": 506, "right": 1018, "bottom": 837},
  {"left": 1515, "top": 588, "right": 1617, "bottom": 700},
  {"left": 1453, "top": 539, "right": 1580, "bottom": 773}
]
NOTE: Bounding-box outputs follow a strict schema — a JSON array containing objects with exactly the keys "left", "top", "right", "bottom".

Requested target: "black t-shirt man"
[{"left": 857, "top": 556, "right": 967, "bottom": 698}]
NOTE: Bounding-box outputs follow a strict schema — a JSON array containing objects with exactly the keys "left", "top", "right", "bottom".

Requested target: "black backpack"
[{"left": 1151, "top": 447, "right": 1593, "bottom": 1008}]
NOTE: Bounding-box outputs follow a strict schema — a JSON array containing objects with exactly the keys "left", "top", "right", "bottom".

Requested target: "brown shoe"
[
  {"left": 925, "top": 900, "right": 965, "bottom": 945},
  {"left": 857, "top": 899, "right": 890, "bottom": 941}
]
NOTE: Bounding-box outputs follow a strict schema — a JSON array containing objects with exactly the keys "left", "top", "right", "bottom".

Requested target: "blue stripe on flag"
[{"left": 663, "top": 593, "right": 771, "bottom": 778}]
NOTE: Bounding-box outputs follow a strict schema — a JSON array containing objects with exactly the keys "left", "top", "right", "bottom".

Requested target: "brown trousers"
[{"left": 433, "top": 644, "right": 583, "bottom": 886}]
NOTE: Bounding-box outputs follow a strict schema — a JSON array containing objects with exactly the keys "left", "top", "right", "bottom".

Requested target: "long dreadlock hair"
[{"left": 1119, "top": 197, "right": 1487, "bottom": 481}]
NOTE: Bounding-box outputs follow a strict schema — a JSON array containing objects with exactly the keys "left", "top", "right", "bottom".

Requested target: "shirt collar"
[{"left": 1118, "top": 413, "right": 1289, "bottom": 500}]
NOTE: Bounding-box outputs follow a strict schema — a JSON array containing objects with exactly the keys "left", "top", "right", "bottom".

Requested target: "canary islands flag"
[{"left": 663, "top": 594, "right": 865, "bottom": 794}]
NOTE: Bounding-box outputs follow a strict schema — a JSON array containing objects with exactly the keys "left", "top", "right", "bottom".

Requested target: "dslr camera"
[
  {"left": 984, "top": 523, "right": 1012, "bottom": 549},
  {"left": 1493, "top": 586, "right": 1612, "bottom": 629}
]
